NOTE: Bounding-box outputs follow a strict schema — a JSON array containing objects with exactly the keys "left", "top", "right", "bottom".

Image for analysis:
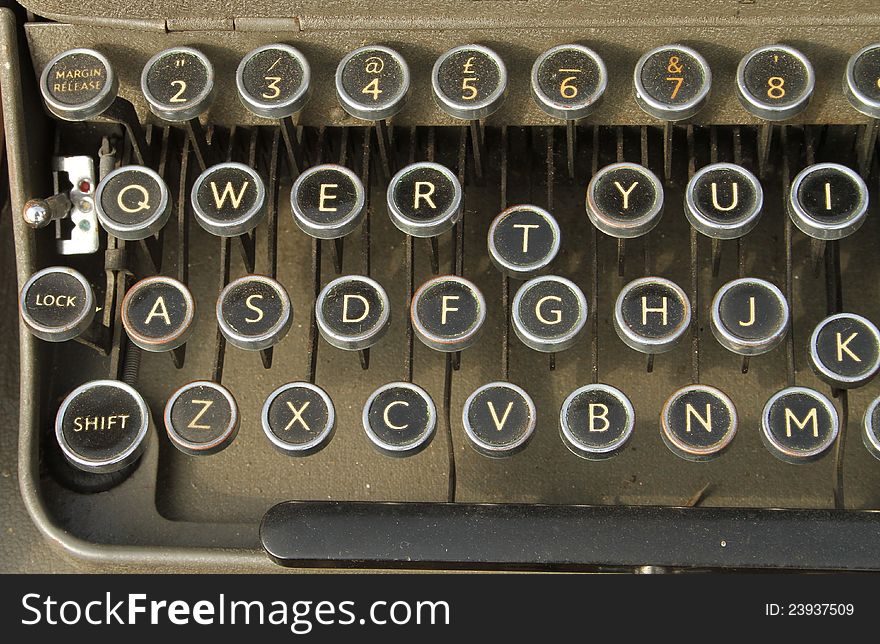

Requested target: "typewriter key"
[
  {"left": 386, "top": 162, "right": 462, "bottom": 238},
  {"left": 411, "top": 275, "right": 486, "bottom": 352},
  {"left": 559, "top": 384, "right": 634, "bottom": 460},
  {"left": 586, "top": 162, "right": 664, "bottom": 239},
  {"left": 736, "top": 44, "right": 814, "bottom": 121},
  {"left": 614, "top": 277, "right": 690, "bottom": 355},
  {"left": 844, "top": 44, "right": 880, "bottom": 176},
  {"left": 164, "top": 381, "right": 239, "bottom": 456},
  {"left": 290, "top": 164, "right": 365, "bottom": 240},
  {"left": 121, "top": 276, "right": 195, "bottom": 353},
  {"left": 685, "top": 163, "right": 763, "bottom": 240},
  {"left": 633, "top": 44, "right": 712, "bottom": 122},
  {"left": 262, "top": 382, "right": 335, "bottom": 456},
  {"left": 488, "top": 205, "right": 561, "bottom": 279},
  {"left": 335, "top": 45, "right": 410, "bottom": 121},
  {"left": 40, "top": 48, "right": 151, "bottom": 165},
  {"left": 192, "top": 162, "right": 266, "bottom": 237},
  {"left": 316, "top": 275, "right": 391, "bottom": 351},
  {"left": 237, "top": 44, "right": 311, "bottom": 119},
  {"left": 788, "top": 163, "right": 868, "bottom": 241},
  {"left": 55, "top": 380, "right": 151, "bottom": 473},
  {"left": 95, "top": 165, "right": 170, "bottom": 240},
  {"left": 661, "top": 385, "right": 737, "bottom": 461},
  {"left": 710, "top": 278, "right": 789, "bottom": 357},
  {"left": 809, "top": 313, "right": 880, "bottom": 389},
  {"left": 862, "top": 397, "right": 880, "bottom": 461},
  {"left": 462, "top": 382, "right": 536, "bottom": 457},
  {"left": 512, "top": 276, "right": 588, "bottom": 353},
  {"left": 761, "top": 386, "right": 838, "bottom": 464},
  {"left": 432, "top": 44, "right": 508, "bottom": 121},
  {"left": 20, "top": 266, "right": 95, "bottom": 342},
  {"left": 531, "top": 44, "right": 607, "bottom": 121},
  {"left": 363, "top": 382, "right": 437, "bottom": 457},
  {"left": 217, "top": 275, "right": 292, "bottom": 351}
]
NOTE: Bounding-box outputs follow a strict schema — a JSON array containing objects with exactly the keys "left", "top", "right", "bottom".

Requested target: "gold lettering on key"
[
  {"left": 284, "top": 400, "right": 311, "bottom": 431},
  {"left": 613, "top": 181, "right": 639, "bottom": 210},
  {"left": 641, "top": 296, "right": 669, "bottom": 326},
  {"left": 588, "top": 403, "right": 609, "bottom": 432},
  {"left": 738, "top": 297, "right": 756, "bottom": 327},
  {"left": 535, "top": 296, "right": 563, "bottom": 325},
  {"left": 685, "top": 403, "right": 712, "bottom": 433},
  {"left": 187, "top": 399, "right": 213, "bottom": 430},
  {"left": 711, "top": 182, "right": 739, "bottom": 211},
  {"left": 413, "top": 182, "right": 437, "bottom": 209},
  {"left": 665, "top": 55, "right": 684, "bottom": 99},
  {"left": 513, "top": 224, "right": 540, "bottom": 253},
  {"left": 461, "top": 57, "right": 479, "bottom": 100},
  {"left": 342, "top": 294, "right": 370, "bottom": 323},
  {"left": 145, "top": 296, "right": 172, "bottom": 326},
  {"left": 210, "top": 181, "right": 249, "bottom": 209},
  {"left": 784, "top": 407, "right": 819, "bottom": 438},
  {"left": 836, "top": 332, "right": 861, "bottom": 362},
  {"left": 487, "top": 401, "right": 513, "bottom": 431},
  {"left": 384, "top": 401, "right": 409, "bottom": 430},
  {"left": 441, "top": 296, "right": 460, "bottom": 325}
]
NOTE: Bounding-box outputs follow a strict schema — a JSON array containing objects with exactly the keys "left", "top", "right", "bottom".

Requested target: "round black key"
[
  {"left": 316, "top": 275, "right": 391, "bottom": 351},
  {"left": 121, "top": 276, "right": 195, "bottom": 352},
  {"left": 685, "top": 163, "right": 763, "bottom": 240},
  {"left": 531, "top": 44, "right": 607, "bottom": 121},
  {"left": 633, "top": 44, "right": 711, "bottom": 121},
  {"left": 237, "top": 44, "right": 311, "bottom": 119},
  {"left": 290, "top": 164, "right": 365, "bottom": 239},
  {"left": 809, "top": 313, "right": 880, "bottom": 389},
  {"left": 736, "top": 45, "right": 814, "bottom": 121},
  {"left": 335, "top": 45, "right": 409, "bottom": 121},
  {"left": 788, "top": 163, "right": 868, "bottom": 241},
  {"left": 432, "top": 44, "right": 507, "bottom": 120},
  {"left": 488, "top": 205, "right": 561, "bottom": 279},
  {"left": 40, "top": 48, "right": 118, "bottom": 121},
  {"left": 559, "top": 384, "right": 634, "bottom": 460},
  {"left": 862, "top": 397, "right": 880, "bottom": 461},
  {"left": 845, "top": 44, "right": 880, "bottom": 119},
  {"left": 217, "top": 275, "right": 292, "bottom": 351},
  {"left": 164, "top": 381, "right": 239, "bottom": 456},
  {"left": 761, "top": 387, "right": 838, "bottom": 463},
  {"left": 614, "top": 277, "right": 690, "bottom": 354},
  {"left": 386, "top": 162, "right": 462, "bottom": 238},
  {"left": 141, "top": 47, "right": 214, "bottom": 122},
  {"left": 661, "top": 385, "right": 737, "bottom": 461},
  {"left": 55, "top": 379, "right": 151, "bottom": 473},
  {"left": 262, "top": 382, "right": 335, "bottom": 456},
  {"left": 411, "top": 276, "right": 486, "bottom": 352},
  {"left": 462, "top": 382, "right": 536, "bottom": 458},
  {"left": 710, "top": 278, "right": 789, "bottom": 357},
  {"left": 586, "top": 162, "right": 664, "bottom": 239},
  {"left": 19, "top": 267, "right": 95, "bottom": 342},
  {"left": 95, "top": 165, "right": 171, "bottom": 240},
  {"left": 512, "top": 275, "right": 588, "bottom": 353},
  {"left": 192, "top": 162, "right": 266, "bottom": 237},
  {"left": 363, "top": 382, "right": 436, "bottom": 457}
]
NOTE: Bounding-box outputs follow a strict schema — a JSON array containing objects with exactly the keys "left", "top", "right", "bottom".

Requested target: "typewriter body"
[{"left": 4, "top": 0, "right": 880, "bottom": 571}]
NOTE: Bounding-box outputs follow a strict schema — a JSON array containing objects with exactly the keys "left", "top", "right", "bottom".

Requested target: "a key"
[
  {"left": 760, "top": 386, "right": 838, "bottom": 464},
  {"left": 809, "top": 313, "right": 880, "bottom": 389},
  {"left": 559, "top": 384, "right": 635, "bottom": 460},
  {"left": 19, "top": 266, "right": 95, "bottom": 342},
  {"left": 121, "top": 276, "right": 195, "bottom": 353},
  {"left": 411, "top": 275, "right": 486, "bottom": 352},
  {"left": 163, "top": 381, "right": 239, "bottom": 455},
  {"left": 290, "top": 164, "right": 366, "bottom": 240},
  {"left": 95, "top": 165, "right": 171, "bottom": 240},
  {"left": 660, "top": 385, "right": 737, "bottom": 461},
  {"left": 262, "top": 383, "right": 336, "bottom": 456},
  {"left": 488, "top": 205, "right": 561, "bottom": 279},
  {"left": 362, "top": 382, "right": 437, "bottom": 457},
  {"left": 316, "top": 275, "right": 391, "bottom": 351},
  {"left": 462, "top": 382, "right": 536, "bottom": 457},
  {"left": 192, "top": 162, "right": 267, "bottom": 237},
  {"left": 511, "top": 275, "right": 588, "bottom": 353},
  {"left": 217, "top": 275, "right": 293, "bottom": 351}
]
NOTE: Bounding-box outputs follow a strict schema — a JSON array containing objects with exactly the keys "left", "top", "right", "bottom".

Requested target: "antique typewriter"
[{"left": 4, "top": 0, "right": 880, "bottom": 572}]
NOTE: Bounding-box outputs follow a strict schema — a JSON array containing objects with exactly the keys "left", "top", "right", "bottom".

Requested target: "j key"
[
  {"left": 511, "top": 275, "right": 588, "bottom": 353},
  {"left": 262, "top": 382, "right": 336, "bottom": 456},
  {"left": 432, "top": 44, "right": 508, "bottom": 121},
  {"left": 736, "top": 44, "right": 814, "bottom": 121},
  {"left": 661, "top": 385, "right": 737, "bottom": 461},
  {"left": 761, "top": 386, "right": 838, "bottom": 464},
  {"left": 316, "top": 275, "right": 391, "bottom": 351},
  {"left": 217, "top": 275, "right": 293, "bottom": 351},
  {"left": 531, "top": 44, "right": 607, "bottom": 121},
  {"left": 559, "top": 384, "right": 635, "bottom": 460},
  {"left": 290, "top": 164, "right": 366, "bottom": 240},
  {"left": 363, "top": 382, "right": 437, "bottom": 457},
  {"left": 633, "top": 44, "right": 712, "bottom": 121},
  {"left": 95, "top": 165, "right": 171, "bottom": 240},
  {"left": 192, "top": 162, "right": 267, "bottom": 237},
  {"left": 863, "top": 397, "right": 880, "bottom": 461},
  {"left": 335, "top": 45, "right": 410, "bottom": 121},
  {"left": 411, "top": 275, "right": 486, "bottom": 352},
  {"left": 462, "top": 382, "right": 536, "bottom": 457},
  {"left": 788, "top": 163, "right": 869, "bottom": 241},
  {"left": 19, "top": 266, "right": 95, "bottom": 342},
  {"left": 710, "top": 278, "right": 789, "bottom": 357},
  {"left": 614, "top": 277, "right": 690, "bottom": 355},
  {"left": 164, "top": 381, "right": 239, "bottom": 456},
  {"left": 488, "top": 205, "right": 561, "bottom": 279},
  {"left": 386, "top": 162, "right": 462, "bottom": 238},
  {"left": 809, "top": 313, "right": 880, "bottom": 389},
  {"left": 586, "top": 162, "right": 664, "bottom": 239},
  {"left": 55, "top": 379, "right": 151, "bottom": 473},
  {"left": 121, "top": 276, "right": 195, "bottom": 353},
  {"left": 684, "top": 163, "right": 763, "bottom": 240}
]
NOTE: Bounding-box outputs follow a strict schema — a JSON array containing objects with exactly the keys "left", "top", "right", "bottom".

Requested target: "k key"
[{"left": 809, "top": 313, "right": 880, "bottom": 389}]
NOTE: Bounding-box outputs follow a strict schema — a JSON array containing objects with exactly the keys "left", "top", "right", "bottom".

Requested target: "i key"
[
  {"left": 262, "top": 383, "right": 335, "bottom": 456},
  {"left": 736, "top": 45, "right": 814, "bottom": 177},
  {"left": 41, "top": 48, "right": 152, "bottom": 166},
  {"left": 336, "top": 45, "right": 409, "bottom": 178},
  {"left": 164, "top": 381, "right": 239, "bottom": 455},
  {"left": 845, "top": 44, "right": 880, "bottom": 177},
  {"left": 559, "top": 384, "right": 635, "bottom": 460},
  {"left": 488, "top": 205, "right": 561, "bottom": 279},
  {"left": 761, "top": 387, "right": 838, "bottom": 464},
  {"left": 363, "top": 382, "right": 437, "bottom": 457},
  {"left": 19, "top": 266, "right": 95, "bottom": 342},
  {"left": 462, "top": 382, "right": 536, "bottom": 457},
  {"left": 809, "top": 313, "right": 880, "bottom": 389},
  {"left": 122, "top": 276, "right": 195, "bottom": 354},
  {"left": 531, "top": 44, "right": 607, "bottom": 178},
  {"left": 237, "top": 44, "right": 311, "bottom": 175},
  {"left": 432, "top": 44, "right": 507, "bottom": 180},
  {"left": 661, "top": 385, "right": 737, "bottom": 461},
  {"left": 411, "top": 275, "right": 486, "bottom": 352},
  {"left": 633, "top": 44, "right": 712, "bottom": 181},
  {"left": 142, "top": 47, "right": 216, "bottom": 170},
  {"left": 217, "top": 275, "right": 293, "bottom": 351},
  {"left": 614, "top": 276, "right": 690, "bottom": 371}
]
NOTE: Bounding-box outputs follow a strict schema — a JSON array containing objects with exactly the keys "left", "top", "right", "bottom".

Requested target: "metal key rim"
[
  {"left": 787, "top": 162, "right": 868, "bottom": 241},
  {"left": 216, "top": 275, "right": 292, "bottom": 351},
  {"left": 141, "top": 46, "right": 215, "bottom": 121},
  {"left": 290, "top": 164, "right": 366, "bottom": 240},
  {"left": 164, "top": 380, "right": 239, "bottom": 456},
  {"left": 261, "top": 382, "right": 336, "bottom": 456},
  {"left": 95, "top": 165, "right": 171, "bottom": 240},
  {"left": 192, "top": 162, "right": 267, "bottom": 237},
  {"left": 735, "top": 44, "right": 814, "bottom": 121},
  {"left": 809, "top": 312, "right": 880, "bottom": 388},
  {"left": 760, "top": 386, "right": 839, "bottom": 463},
  {"left": 462, "top": 382, "right": 537, "bottom": 458},
  {"left": 511, "top": 275, "right": 588, "bottom": 353},
  {"left": 386, "top": 162, "right": 462, "bottom": 238},
  {"left": 335, "top": 44, "right": 410, "bottom": 121},
  {"left": 684, "top": 162, "right": 764, "bottom": 240},
  {"left": 586, "top": 162, "right": 664, "bottom": 239},
  {"left": 633, "top": 44, "right": 712, "bottom": 122},
  {"left": 613, "top": 276, "right": 690, "bottom": 353},
  {"left": 559, "top": 383, "right": 635, "bottom": 460},
  {"left": 488, "top": 204, "right": 561, "bottom": 278},
  {"left": 660, "top": 384, "right": 738, "bottom": 461},
  {"left": 40, "top": 48, "right": 119, "bottom": 121},
  {"left": 315, "top": 275, "right": 392, "bottom": 351},
  {"left": 121, "top": 276, "right": 196, "bottom": 352},
  {"left": 236, "top": 43, "right": 312, "bottom": 120},
  {"left": 19, "top": 266, "right": 96, "bottom": 342},
  {"left": 530, "top": 43, "right": 608, "bottom": 121},
  {"left": 844, "top": 43, "right": 880, "bottom": 119},
  {"left": 431, "top": 43, "right": 508, "bottom": 121},
  {"left": 710, "top": 277, "right": 789, "bottom": 356},
  {"left": 362, "top": 382, "right": 437, "bottom": 456}
]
